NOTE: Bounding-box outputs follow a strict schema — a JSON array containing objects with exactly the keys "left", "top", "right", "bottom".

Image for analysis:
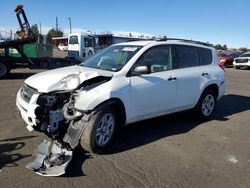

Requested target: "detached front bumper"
[{"left": 16, "top": 88, "right": 40, "bottom": 131}]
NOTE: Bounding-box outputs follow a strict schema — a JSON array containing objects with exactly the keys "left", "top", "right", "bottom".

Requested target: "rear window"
[
  {"left": 197, "top": 47, "right": 212, "bottom": 65},
  {"left": 175, "top": 45, "right": 199, "bottom": 68}
]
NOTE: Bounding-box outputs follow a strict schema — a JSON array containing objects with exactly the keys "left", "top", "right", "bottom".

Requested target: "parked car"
[
  {"left": 217, "top": 52, "right": 239, "bottom": 68},
  {"left": 233, "top": 52, "right": 250, "bottom": 69},
  {"left": 58, "top": 43, "right": 68, "bottom": 51},
  {"left": 16, "top": 39, "right": 225, "bottom": 175}
]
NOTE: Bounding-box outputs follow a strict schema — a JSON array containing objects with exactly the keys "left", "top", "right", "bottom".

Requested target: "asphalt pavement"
[{"left": 0, "top": 68, "right": 249, "bottom": 188}]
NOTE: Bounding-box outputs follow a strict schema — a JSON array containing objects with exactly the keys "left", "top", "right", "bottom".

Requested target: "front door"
[{"left": 127, "top": 45, "right": 177, "bottom": 122}]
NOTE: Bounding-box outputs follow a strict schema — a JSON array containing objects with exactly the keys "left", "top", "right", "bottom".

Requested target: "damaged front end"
[
  {"left": 16, "top": 74, "right": 111, "bottom": 176},
  {"left": 35, "top": 91, "right": 85, "bottom": 145}
]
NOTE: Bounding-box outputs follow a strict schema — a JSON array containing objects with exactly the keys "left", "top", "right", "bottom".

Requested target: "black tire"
[
  {"left": 194, "top": 89, "right": 216, "bottom": 120},
  {"left": 0, "top": 62, "right": 10, "bottom": 78},
  {"left": 80, "top": 107, "right": 119, "bottom": 154}
]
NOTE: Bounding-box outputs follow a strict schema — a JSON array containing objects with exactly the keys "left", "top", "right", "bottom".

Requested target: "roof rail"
[{"left": 156, "top": 37, "right": 213, "bottom": 47}]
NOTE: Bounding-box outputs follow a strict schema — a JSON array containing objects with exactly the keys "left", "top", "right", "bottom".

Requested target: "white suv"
[
  {"left": 233, "top": 52, "right": 250, "bottom": 69},
  {"left": 16, "top": 39, "right": 225, "bottom": 154}
]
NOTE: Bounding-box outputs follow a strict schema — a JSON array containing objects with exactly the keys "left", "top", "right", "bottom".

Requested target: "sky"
[{"left": 0, "top": 0, "right": 249, "bottom": 48}]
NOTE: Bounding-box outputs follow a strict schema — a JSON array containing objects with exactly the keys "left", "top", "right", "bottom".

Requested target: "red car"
[{"left": 218, "top": 52, "right": 239, "bottom": 68}]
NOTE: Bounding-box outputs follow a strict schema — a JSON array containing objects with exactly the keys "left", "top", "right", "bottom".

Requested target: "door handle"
[
  {"left": 168, "top": 76, "right": 177, "bottom": 81},
  {"left": 202, "top": 72, "right": 208, "bottom": 77}
]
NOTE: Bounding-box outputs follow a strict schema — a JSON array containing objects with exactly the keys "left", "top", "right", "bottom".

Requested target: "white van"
[{"left": 67, "top": 33, "right": 95, "bottom": 61}]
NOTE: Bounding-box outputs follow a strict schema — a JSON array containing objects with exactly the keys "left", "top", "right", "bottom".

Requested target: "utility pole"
[
  {"left": 68, "top": 17, "right": 72, "bottom": 34},
  {"left": 56, "top": 17, "right": 58, "bottom": 31},
  {"left": 39, "top": 22, "right": 42, "bottom": 34}
]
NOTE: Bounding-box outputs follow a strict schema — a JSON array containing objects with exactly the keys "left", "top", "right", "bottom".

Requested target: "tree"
[
  {"left": 31, "top": 24, "right": 39, "bottom": 35},
  {"left": 46, "top": 28, "right": 64, "bottom": 44},
  {"left": 222, "top": 44, "right": 228, "bottom": 51},
  {"left": 239, "top": 47, "right": 248, "bottom": 53},
  {"left": 214, "top": 44, "right": 228, "bottom": 50},
  {"left": 214, "top": 44, "right": 223, "bottom": 50},
  {"left": 30, "top": 24, "right": 43, "bottom": 43}
]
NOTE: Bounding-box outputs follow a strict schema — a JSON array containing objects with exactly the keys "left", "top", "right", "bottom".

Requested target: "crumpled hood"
[{"left": 25, "top": 65, "right": 114, "bottom": 93}]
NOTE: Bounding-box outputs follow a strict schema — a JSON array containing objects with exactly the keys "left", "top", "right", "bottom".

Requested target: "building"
[{"left": 52, "top": 36, "right": 68, "bottom": 47}]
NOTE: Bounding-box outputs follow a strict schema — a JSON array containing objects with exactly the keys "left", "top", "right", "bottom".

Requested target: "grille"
[
  {"left": 21, "top": 84, "right": 38, "bottom": 103},
  {"left": 68, "top": 50, "right": 79, "bottom": 59},
  {"left": 235, "top": 58, "right": 248, "bottom": 63}
]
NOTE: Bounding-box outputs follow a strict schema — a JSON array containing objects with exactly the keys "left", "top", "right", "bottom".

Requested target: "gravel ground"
[
  {"left": 0, "top": 68, "right": 249, "bottom": 188},
  {"left": 53, "top": 48, "right": 67, "bottom": 58}
]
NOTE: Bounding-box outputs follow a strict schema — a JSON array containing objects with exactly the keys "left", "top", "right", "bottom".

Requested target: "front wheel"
[
  {"left": 194, "top": 89, "right": 216, "bottom": 120},
  {"left": 80, "top": 107, "right": 118, "bottom": 154}
]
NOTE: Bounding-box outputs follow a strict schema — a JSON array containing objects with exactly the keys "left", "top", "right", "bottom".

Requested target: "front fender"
[
  {"left": 74, "top": 83, "right": 110, "bottom": 111},
  {"left": 74, "top": 82, "right": 129, "bottom": 113}
]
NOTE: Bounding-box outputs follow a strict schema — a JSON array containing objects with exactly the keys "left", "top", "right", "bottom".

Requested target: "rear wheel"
[
  {"left": 0, "top": 62, "right": 10, "bottom": 78},
  {"left": 80, "top": 107, "right": 118, "bottom": 154},
  {"left": 194, "top": 89, "right": 216, "bottom": 120}
]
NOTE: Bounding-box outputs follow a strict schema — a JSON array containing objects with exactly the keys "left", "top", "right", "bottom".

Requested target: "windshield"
[
  {"left": 81, "top": 45, "right": 142, "bottom": 72},
  {"left": 240, "top": 53, "right": 250, "bottom": 57},
  {"left": 69, "top": 35, "right": 78, "bottom": 44}
]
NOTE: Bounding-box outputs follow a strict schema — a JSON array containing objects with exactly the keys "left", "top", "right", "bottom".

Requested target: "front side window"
[
  {"left": 81, "top": 45, "right": 142, "bottom": 72},
  {"left": 84, "top": 38, "right": 94, "bottom": 47},
  {"left": 175, "top": 45, "right": 199, "bottom": 68},
  {"left": 134, "top": 45, "right": 173, "bottom": 73}
]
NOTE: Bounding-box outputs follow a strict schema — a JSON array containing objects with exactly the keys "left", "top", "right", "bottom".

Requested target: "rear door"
[{"left": 173, "top": 45, "right": 212, "bottom": 110}]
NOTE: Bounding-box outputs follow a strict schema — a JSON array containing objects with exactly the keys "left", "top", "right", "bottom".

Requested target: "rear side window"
[
  {"left": 175, "top": 46, "right": 199, "bottom": 68},
  {"left": 197, "top": 47, "right": 212, "bottom": 65}
]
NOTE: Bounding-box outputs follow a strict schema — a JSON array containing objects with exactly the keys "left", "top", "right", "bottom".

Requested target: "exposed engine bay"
[
  {"left": 35, "top": 91, "right": 83, "bottom": 143},
  {"left": 18, "top": 75, "right": 112, "bottom": 176},
  {"left": 25, "top": 91, "right": 88, "bottom": 176}
]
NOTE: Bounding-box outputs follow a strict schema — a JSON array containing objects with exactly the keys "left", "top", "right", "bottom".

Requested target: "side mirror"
[{"left": 133, "top": 65, "right": 151, "bottom": 75}]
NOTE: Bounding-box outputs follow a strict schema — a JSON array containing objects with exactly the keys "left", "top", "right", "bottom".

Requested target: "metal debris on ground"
[{"left": 26, "top": 139, "right": 73, "bottom": 176}]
